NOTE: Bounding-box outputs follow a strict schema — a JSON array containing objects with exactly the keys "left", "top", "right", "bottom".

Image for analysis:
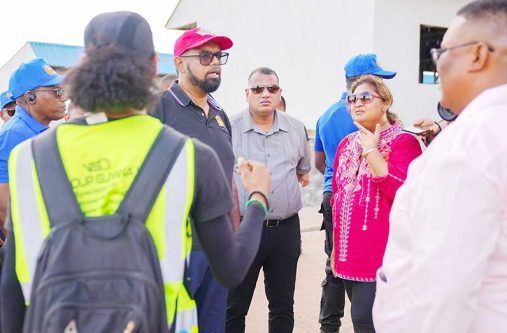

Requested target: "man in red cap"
[{"left": 151, "top": 27, "right": 237, "bottom": 332}]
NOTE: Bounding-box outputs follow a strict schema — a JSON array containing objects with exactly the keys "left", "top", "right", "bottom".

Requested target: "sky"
[{"left": 0, "top": 0, "right": 182, "bottom": 66}]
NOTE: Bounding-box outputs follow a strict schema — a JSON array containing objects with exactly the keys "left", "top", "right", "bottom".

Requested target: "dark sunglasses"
[
  {"left": 33, "top": 87, "right": 67, "bottom": 101},
  {"left": 249, "top": 85, "right": 280, "bottom": 95},
  {"left": 180, "top": 51, "right": 229, "bottom": 66},
  {"left": 2, "top": 108, "right": 15, "bottom": 117},
  {"left": 346, "top": 91, "right": 383, "bottom": 105}
]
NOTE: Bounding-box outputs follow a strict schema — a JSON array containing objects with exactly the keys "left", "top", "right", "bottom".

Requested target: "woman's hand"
[
  {"left": 353, "top": 122, "right": 388, "bottom": 176},
  {"left": 354, "top": 122, "right": 380, "bottom": 153}
]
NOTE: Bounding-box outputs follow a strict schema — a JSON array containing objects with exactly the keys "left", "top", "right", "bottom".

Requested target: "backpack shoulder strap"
[
  {"left": 66, "top": 117, "right": 88, "bottom": 125},
  {"left": 117, "top": 126, "right": 187, "bottom": 222},
  {"left": 32, "top": 128, "right": 84, "bottom": 227}
]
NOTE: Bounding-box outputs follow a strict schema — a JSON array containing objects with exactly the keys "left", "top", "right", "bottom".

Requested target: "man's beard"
[{"left": 187, "top": 65, "right": 221, "bottom": 93}]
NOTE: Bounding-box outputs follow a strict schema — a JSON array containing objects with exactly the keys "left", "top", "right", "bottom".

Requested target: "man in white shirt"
[{"left": 373, "top": 1, "right": 507, "bottom": 332}]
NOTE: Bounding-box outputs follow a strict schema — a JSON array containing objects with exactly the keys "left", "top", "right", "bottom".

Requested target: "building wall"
[
  {"left": 373, "top": 0, "right": 469, "bottom": 125},
  {"left": 168, "top": 0, "right": 469, "bottom": 128},
  {"left": 168, "top": 0, "right": 376, "bottom": 127}
]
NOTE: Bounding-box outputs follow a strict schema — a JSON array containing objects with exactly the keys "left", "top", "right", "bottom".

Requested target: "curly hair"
[{"left": 64, "top": 45, "right": 157, "bottom": 113}]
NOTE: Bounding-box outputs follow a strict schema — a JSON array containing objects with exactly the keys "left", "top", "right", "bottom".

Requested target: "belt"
[{"left": 264, "top": 214, "right": 298, "bottom": 227}]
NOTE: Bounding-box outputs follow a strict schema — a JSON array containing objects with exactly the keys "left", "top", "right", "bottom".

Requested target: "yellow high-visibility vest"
[{"left": 9, "top": 119, "right": 198, "bottom": 333}]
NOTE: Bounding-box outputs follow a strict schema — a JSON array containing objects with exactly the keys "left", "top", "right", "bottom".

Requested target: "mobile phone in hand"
[{"left": 402, "top": 126, "right": 431, "bottom": 136}]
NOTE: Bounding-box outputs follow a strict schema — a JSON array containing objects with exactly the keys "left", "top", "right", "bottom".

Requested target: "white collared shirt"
[{"left": 373, "top": 83, "right": 507, "bottom": 333}]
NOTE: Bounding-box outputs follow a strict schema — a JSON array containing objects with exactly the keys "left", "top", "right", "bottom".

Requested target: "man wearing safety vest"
[{"left": 0, "top": 11, "right": 270, "bottom": 333}]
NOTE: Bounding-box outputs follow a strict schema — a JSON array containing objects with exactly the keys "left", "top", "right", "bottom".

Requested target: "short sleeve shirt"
[
  {"left": 314, "top": 92, "right": 357, "bottom": 193},
  {"left": 231, "top": 109, "right": 311, "bottom": 220},
  {"left": 151, "top": 81, "right": 235, "bottom": 186},
  {"left": 0, "top": 106, "right": 48, "bottom": 183}
]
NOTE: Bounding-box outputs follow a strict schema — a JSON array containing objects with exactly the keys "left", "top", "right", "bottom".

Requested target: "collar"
[
  {"left": 460, "top": 82, "right": 507, "bottom": 118},
  {"left": 340, "top": 91, "right": 348, "bottom": 100},
  {"left": 241, "top": 108, "right": 289, "bottom": 134},
  {"left": 207, "top": 94, "right": 223, "bottom": 111},
  {"left": 14, "top": 105, "right": 48, "bottom": 133},
  {"left": 168, "top": 81, "right": 223, "bottom": 111},
  {"left": 168, "top": 81, "right": 191, "bottom": 106}
]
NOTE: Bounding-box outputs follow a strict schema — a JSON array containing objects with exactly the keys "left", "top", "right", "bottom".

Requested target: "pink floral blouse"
[{"left": 331, "top": 123, "right": 422, "bottom": 281}]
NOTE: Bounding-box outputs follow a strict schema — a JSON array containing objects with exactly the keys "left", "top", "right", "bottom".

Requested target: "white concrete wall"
[
  {"left": 373, "top": 0, "right": 469, "bottom": 125},
  {"left": 167, "top": 0, "right": 376, "bottom": 128},
  {"left": 166, "top": 0, "right": 469, "bottom": 128},
  {"left": 0, "top": 43, "right": 36, "bottom": 92}
]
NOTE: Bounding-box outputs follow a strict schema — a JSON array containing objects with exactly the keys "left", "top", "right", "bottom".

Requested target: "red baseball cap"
[{"left": 174, "top": 28, "right": 233, "bottom": 57}]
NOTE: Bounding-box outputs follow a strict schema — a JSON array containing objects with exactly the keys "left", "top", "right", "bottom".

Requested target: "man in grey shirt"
[{"left": 226, "top": 67, "right": 311, "bottom": 333}]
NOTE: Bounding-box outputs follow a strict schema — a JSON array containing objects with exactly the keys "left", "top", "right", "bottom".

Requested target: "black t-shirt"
[
  {"left": 152, "top": 82, "right": 235, "bottom": 187},
  {"left": 192, "top": 139, "right": 234, "bottom": 221}
]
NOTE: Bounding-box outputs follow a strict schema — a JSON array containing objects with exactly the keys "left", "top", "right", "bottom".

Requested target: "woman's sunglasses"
[{"left": 346, "top": 92, "right": 383, "bottom": 105}]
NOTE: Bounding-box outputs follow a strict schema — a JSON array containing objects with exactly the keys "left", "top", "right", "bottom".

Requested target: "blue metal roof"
[
  {"left": 28, "top": 41, "right": 175, "bottom": 75},
  {"left": 29, "top": 42, "right": 84, "bottom": 68},
  {"left": 157, "top": 53, "right": 176, "bottom": 75}
]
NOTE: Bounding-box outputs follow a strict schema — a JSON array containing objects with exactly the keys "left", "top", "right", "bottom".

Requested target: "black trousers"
[
  {"left": 319, "top": 192, "right": 346, "bottom": 333},
  {"left": 343, "top": 280, "right": 376, "bottom": 333},
  {"left": 226, "top": 214, "right": 301, "bottom": 333}
]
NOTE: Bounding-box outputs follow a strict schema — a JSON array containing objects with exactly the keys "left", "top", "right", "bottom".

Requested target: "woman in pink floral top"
[{"left": 331, "top": 75, "right": 422, "bottom": 332}]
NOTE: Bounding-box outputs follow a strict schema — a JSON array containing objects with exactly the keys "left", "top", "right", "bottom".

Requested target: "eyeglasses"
[
  {"left": 180, "top": 51, "right": 229, "bottom": 66},
  {"left": 249, "top": 85, "right": 281, "bottom": 94},
  {"left": 33, "top": 87, "right": 67, "bottom": 101},
  {"left": 430, "top": 41, "right": 495, "bottom": 65},
  {"left": 2, "top": 108, "right": 15, "bottom": 117},
  {"left": 346, "top": 91, "right": 383, "bottom": 105}
]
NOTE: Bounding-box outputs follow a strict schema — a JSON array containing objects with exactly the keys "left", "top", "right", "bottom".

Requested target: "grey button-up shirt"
[{"left": 231, "top": 108, "right": 311, "bottom": 220}]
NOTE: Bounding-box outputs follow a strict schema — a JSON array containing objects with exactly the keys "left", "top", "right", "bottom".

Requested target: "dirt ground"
[{"left": 245, "top": 207, "right": 354, "bottom": 333}]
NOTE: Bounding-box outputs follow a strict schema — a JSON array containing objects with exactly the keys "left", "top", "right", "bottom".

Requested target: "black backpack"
[{"left": 23, "top": 124, "right": 187, "bottom": 333}]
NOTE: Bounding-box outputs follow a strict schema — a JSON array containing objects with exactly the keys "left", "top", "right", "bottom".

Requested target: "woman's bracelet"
[
  {"left": 245, "top": 198, "right": 268, "bottom": 219},
  {"left": 434, "top": 121, "right": 442, "bottom": 133},
  {"left": 362, "top": 148, "right": 378, "bottom": 158},
  {"left": 248, "top": 190, "right": 269, "bottom": 210}
]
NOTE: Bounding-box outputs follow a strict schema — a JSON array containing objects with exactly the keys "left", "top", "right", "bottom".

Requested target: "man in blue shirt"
[
  {"left": 314, "top": 54, "right": 396, "bottom": 333},
  {"left": 1, "top": 91, "right": 16, "bottom": 125},
  {"left": 0, "top": 58, "right": 66, "bottom": 229}
]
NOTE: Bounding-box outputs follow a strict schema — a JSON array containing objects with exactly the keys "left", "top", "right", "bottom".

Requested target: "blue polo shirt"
[
  {"left": 0, "top": 105, "right": 48, "bottom": 183},
  {"left": 314, "top": 92, "right": 357, "bottom": 193}
]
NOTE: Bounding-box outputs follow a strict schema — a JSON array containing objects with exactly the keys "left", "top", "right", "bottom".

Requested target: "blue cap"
[
  {"left": 1, "top": 91, "right": 15, "bottom": 109},
  {"left": 345, "top": 54, "right": 397, "bottom": 79},
  {"left": 8, "top": 58, "right": 63, "bottom": 99}
]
